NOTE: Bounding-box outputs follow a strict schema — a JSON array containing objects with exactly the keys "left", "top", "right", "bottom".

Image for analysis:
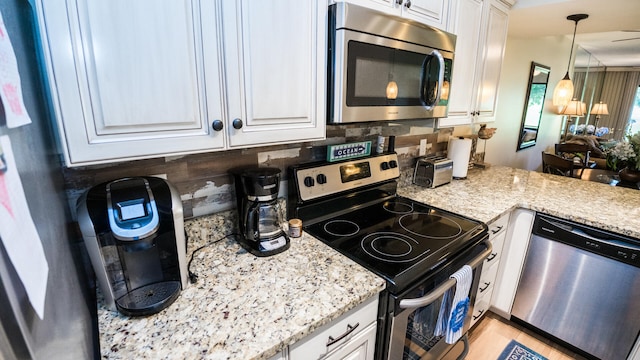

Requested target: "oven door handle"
[{"left": 399, "top": 240, "right": 492, "bottom": 309}]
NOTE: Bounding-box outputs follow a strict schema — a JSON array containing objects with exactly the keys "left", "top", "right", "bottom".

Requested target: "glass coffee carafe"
[{"left": 233, "top": 167, "right": 290, "bottom": 256}]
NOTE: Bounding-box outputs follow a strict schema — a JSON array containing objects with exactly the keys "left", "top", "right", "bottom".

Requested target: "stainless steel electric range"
[{"left": 288, "top": 153, "right": 490, "bottom": 360}]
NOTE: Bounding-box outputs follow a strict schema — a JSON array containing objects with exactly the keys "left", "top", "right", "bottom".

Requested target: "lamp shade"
[
  {"left": 552, "top": 74, "right": 574, "bottom": 107},
  {"left": 591, "top": 102, "right": 609, "bottom": 115},
  {"left": 562, "top": 99, "right": 584, "bottom": 116}
]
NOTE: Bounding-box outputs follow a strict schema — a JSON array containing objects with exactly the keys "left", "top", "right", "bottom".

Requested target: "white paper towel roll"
[{"left": 449, "top": 137, "right": 472, "bottom": 179}]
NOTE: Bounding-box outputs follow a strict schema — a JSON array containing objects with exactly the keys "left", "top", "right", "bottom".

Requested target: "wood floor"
[{"left": 466, "top": 312, "right": 588, "bottom": 360}]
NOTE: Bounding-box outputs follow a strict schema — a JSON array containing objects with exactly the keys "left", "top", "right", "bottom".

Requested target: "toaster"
[{"left": 413, "top": 156, "right": 453, "bottom": 188}]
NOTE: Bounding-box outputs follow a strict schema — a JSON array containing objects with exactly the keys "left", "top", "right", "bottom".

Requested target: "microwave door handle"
[
  {"left": 398, "top": 240, "right": 492, "bottom": 309},
  {"left": 420, "top": 49, "right": 445, "bottom": 111}
]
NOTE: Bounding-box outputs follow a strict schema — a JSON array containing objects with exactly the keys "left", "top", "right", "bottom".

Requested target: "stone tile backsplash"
[{"left": 63, "top": 121, "right": 453, "bottom": 219}]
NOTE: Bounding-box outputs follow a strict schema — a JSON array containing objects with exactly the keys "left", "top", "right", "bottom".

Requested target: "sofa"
[{"left": 563, "top": 134, "right": 608, "bottom": 169}]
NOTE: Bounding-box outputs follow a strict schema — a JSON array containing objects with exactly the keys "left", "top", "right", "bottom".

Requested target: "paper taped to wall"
[
  {"left": 0, "top": 11, "right": 32, "bottom": 128},
  {"left": 0, "top": 135, "right": 48, "bottom": 319}
]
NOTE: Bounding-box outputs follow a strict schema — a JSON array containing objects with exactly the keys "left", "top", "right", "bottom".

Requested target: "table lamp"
[
  {"left": 561, "top": 99, "right": 584, "bottom": 138},
  {"left": 590, "top": 101, "right": 609, "bottom": 132}
]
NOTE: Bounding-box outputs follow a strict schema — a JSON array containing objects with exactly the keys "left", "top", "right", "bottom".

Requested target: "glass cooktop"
[{"left": 304, "top": 196, "right": 487, "bottom": 293}]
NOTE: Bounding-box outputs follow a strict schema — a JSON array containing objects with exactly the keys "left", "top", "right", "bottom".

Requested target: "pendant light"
[
  {"left": 386, "top": 80, "right": 399, "bottom": 100},
  {"left": 552, "top": 14, "right": 588, "bottom": 107}
]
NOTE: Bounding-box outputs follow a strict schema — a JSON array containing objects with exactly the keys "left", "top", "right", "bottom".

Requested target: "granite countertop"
[
  {"left": 98, "top": 165, "right": 640, "bottom": 360},
  {"left": 98, "top": 214, "right": 385, "bottom": 360},
  {"left": 397, "top": 165, "right": 640, "bottom": 239}
]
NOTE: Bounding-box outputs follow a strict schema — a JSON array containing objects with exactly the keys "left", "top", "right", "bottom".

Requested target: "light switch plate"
[{"left": 419, "top": 139, "right": 427, "bottom": 156}]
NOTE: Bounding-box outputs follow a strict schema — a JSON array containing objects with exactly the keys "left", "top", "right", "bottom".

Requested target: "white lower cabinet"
[
  {"left": 490, "top": 209, "right": 535, "bottom": 318},
  {"left": 469, "top": 211, "right": 509, "bottom": 327},
  {"left": 322, "top": 323, "right": 377, "bottom": 360},
  {"left": 288, "top": 295, "right": 378, "bottom": 360}
]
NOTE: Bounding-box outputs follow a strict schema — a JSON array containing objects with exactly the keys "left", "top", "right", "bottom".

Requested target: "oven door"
[
  {"left": 330, "top": 29, "right": 453, "bottom": 124},
  {"left": 387, "top": 239, "right": 491, "bottom": 360}
]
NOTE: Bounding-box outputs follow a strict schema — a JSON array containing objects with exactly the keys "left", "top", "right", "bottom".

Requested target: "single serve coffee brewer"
[{"left": 77, "top": 177, "right": 188, "bottom": 316}]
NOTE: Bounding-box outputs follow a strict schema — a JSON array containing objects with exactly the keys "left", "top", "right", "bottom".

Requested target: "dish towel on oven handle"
[{"left": 434, "top": 265, "right": 472, "bottom": 344}]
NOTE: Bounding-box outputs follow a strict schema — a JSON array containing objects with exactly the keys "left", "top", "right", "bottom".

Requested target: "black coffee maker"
[
  {"left": 77, "top": 177, "right": 188, "bottom": 316},
  {"left": 233, "top": 167, "right": 289, "bottom": 256}
]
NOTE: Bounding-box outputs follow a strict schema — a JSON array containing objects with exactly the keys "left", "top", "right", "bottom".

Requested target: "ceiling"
[{"left": 508, "top": 0, "right": 640, "bottom": 67}]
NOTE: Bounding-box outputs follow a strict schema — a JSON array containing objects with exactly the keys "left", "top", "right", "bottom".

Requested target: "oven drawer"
[{"left": 289, "top": 295, "right": 378, "bottom": 359}]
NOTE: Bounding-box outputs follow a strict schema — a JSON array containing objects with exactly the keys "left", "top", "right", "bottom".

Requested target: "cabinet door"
[
  {"left": 324, "top": 322, "right": 377, "bottom": 360},
  {"left": 289, "top": 296, "right": 378, "bottom": 360},
  {"left": 222, "top": 0, "right": 326, "bottom": 148},
  {"left": 474, "top": 0, "right": 509, "bottom": 123},
  {"left": 402, "top": 0, "right": 448, "bottom": 29},
  {"left": 341, "top": 0, "right": 448, "bottom": 29},
  {"left": 36, "top": 0, "right": 225, "bottom": 166},
  {"left": 439, "top": 0, "right": 483, "bottom": 127},
  {"left": 491, "top": 209, "right": 534, "bottom": 318}
]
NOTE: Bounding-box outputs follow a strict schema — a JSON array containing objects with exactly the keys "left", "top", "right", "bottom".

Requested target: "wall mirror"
[
  {"left": 571, "top": 46, "right": 605, "bottom": 137},
  {"left": 517, "top": 62, "right": 550, "bottom": 151}
]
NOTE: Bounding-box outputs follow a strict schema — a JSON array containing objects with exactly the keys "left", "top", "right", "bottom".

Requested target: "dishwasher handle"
[
  {"left": 535, "top": 215, "right": 640, "bottom": 267},
  {"left": 538, "top": 216, "right": 640, "bottom": 251},
  {"left": 570, "top": 228, "right": 640, "bottom": 252},
  {"left": 399, "top": 240, "right": 492, "bottom": 309}
]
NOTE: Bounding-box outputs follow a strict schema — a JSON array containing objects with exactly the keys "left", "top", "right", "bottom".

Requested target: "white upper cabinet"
[
  {"left": 474, "top": 0, "right": 509, "bottom": 123},
  {"left": 35, "top": 0, "right": 326, "bottom": 167},
  {"left": 441, "top": 0, "right": 483, "bottom": 126},
  {"left": 221, "top": 1, "right": 326, "bottom": 148},
  {"left": 339, "top": 0, "right": 448, "bottom": 29},
  {"left": 36, "top": 1, "right": 225, "bottom": 166},
  {"left": 439, "top": 0, "right": 510, "bottom": 127}
]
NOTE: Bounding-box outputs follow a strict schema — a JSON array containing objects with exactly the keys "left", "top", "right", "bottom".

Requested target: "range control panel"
[{"left": 293, "top": 154, "right": 400, "bottom": 201}]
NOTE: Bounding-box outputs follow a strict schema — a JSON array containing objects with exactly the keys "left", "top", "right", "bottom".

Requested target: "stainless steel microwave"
[{"left": 328, "top": 3, "right": 456, "bottom": 124}]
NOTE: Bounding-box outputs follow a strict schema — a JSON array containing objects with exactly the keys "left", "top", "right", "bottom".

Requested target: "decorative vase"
[
  {"left": 477, "top": 124, "right": 497, "bottom": 140},
  {"left": 619, "top": 167, "right": 640, "bottom": 183}
]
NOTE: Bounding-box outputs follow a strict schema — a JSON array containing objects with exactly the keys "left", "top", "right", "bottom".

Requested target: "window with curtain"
[{"left": 597, "top": 70, "right": 640, "bottom": 140}]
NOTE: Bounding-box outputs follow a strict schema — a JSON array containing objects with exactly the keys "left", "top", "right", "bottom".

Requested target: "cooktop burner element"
[
  {"left": 361, "top": 232, "right": 424, "bottom": 263},
  {"left": 383, "top": 200, "right": 414, "bottom": 214},
  {"left": 399, "top": 212, "right": 463, "bottom": 239},
  {"left": 324, "top": 220, "right": 360, "bottom": 237}
]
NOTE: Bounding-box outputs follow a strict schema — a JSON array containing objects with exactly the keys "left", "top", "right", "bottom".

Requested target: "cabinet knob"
[
  {"left": 232, "top": 118, "right": 243, "bottom": 129},
  {"left": 405, "top": 0, "right": 411, "bottom": 8},
  {"left": 211, "top": 120, "right": 224, "bottom": 132},
  {"left": 396, "top": 0, "right": 403, "bottom": 5}
]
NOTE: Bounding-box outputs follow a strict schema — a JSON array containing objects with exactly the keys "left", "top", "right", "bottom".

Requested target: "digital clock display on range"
[{"left": 339, "top": 161, "right": 371, "bottom": 183}]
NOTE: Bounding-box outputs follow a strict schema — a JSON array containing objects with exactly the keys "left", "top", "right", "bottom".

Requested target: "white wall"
[{"left": 484, "top": 35, "right": 575, "bottom": 171}]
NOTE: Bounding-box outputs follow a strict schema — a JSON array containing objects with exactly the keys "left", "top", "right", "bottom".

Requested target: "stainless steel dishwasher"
[{"left": 512, "top": 214, "right": 640, "bottom": 360}]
